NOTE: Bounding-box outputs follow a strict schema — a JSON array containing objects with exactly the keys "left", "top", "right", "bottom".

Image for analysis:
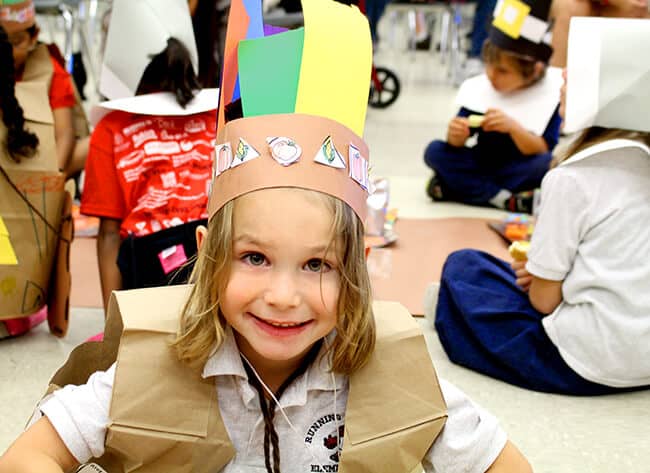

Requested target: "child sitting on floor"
[
  {"left": 434, "top": 17, "right": 650, "bottom": 396},
  {"left": 0, "top": 0, "right": 532, "bottom": 471},
  {"left": 424, "top": 0, "right": 562, "bottom": 213}
]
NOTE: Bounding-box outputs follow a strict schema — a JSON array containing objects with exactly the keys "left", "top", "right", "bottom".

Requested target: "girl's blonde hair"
[
  {"left": 557, "top": 128, "right": 650, "bottom": 165},
  {"left": 172, "top": 189, "right": 376, "bottom": 374}
]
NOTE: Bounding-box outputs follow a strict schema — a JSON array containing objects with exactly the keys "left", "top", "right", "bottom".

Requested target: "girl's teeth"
[{"left": 268, "top": 321, "right": 301, "bottom": 327}]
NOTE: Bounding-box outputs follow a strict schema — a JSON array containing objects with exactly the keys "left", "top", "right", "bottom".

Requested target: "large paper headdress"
[
  {"left": 207, "top": 0, "right": 372, "bottom": 222},
  {"left": 488, "top": 0, "right": 553, "bottom": 62},
  {"left": 0, "top": 0, "right": 35, "bottom": 34},
  {"left": 100, "top": 0, "right": 199, "bottom": 100},
  {"left": 563, "top": 17, "right": 650, "bottom": 134}
]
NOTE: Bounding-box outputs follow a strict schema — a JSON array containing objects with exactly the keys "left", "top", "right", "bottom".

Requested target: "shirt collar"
[
  {"left": 202, "top": 325, "right": 248, "bottom": 380},
  {"left": 201, "top": 328, "right": 347, "bottom": 400},
  {"left": 561, "top": 138, "right": 650, "bottom": 166}
]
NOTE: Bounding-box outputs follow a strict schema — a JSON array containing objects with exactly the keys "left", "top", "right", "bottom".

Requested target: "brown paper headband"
[
  {"left": 207, "top": 113, "right": 370, "bottom": 222},
  {"left": 0, "top": 1, "right": 36, "bottom": 34}
]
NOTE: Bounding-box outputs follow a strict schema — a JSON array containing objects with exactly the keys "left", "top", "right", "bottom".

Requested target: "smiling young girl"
[
  {"left": 423, "top": 0, "right": 562, "bottom": 213},
  {"left": 0, "top": 0, "right": 531, "bottom": 471}
]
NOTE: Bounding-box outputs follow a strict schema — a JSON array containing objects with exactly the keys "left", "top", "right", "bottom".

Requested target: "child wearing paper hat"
[
  {"left": 435, "top": 17, "right": 650, "bottom": 395},
  {"left": 0, "top": 0, "right": 532, "bottom": 471},
  {"left": 424, "top": 0, "right": 562, "bottom": 214},
  {"left": 0, "top": 0, "right": 79, "bottom": 176},
  {"left": 79, "top": 0, "right": 218, "bottom": 310}
]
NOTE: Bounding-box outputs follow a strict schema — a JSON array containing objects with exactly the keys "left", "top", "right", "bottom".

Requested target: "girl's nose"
[{"left": 263, "top": 271, "right": 301, "bottom": 309}]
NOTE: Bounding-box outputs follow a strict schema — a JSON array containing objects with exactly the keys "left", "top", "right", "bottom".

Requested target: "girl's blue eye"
[
  {"left": 305, "top": 258, "right": 330, "bottom": 272},
  {"left": 244, "top": 252, "right": 266, "bottom": 266}
]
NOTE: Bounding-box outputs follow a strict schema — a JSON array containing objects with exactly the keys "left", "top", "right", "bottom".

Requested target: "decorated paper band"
[{"left": 207, "top": 114, "right": 370, "bottom": 222}]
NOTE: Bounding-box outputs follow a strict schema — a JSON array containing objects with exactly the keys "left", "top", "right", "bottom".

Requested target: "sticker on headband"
[
  {"left": 231, "top": 138, "right": 260, "bottom": 168},
  {"left": 267, "top": 137, "right": 302, "bottom": 166},
  {"left": 314, "top": 136, "right": 346, "bottom": 169},
  {"left": 348, "top": 143, "right": 369, "bottom": 190},
  {"left": 214, "top": 143, "right": 233, "bottom": 177},
  {"left": 74, "top": 463, "right": 108, "bottom": 473}
]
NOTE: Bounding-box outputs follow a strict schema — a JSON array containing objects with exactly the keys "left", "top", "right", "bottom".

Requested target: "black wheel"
[{"left": 368, "top": 67, "right": 401, "bottom": 109}]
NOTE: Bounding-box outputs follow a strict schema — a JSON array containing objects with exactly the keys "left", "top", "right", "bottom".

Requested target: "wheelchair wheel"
[{"left": 369, "top": 67, "right": 401, "bottom": 109}]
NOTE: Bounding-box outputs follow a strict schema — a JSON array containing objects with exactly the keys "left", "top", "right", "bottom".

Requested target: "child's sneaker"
[
  {"left": 506, "top": 190, "right": 535, "bottom": 214},
  {"left": 426, "top": 176, "right": 445, "bottom": 201}
]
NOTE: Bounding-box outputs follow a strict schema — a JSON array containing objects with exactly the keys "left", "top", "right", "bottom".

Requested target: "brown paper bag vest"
[{"left": 46, "top": 285, "right": 447, "bottom": 472}]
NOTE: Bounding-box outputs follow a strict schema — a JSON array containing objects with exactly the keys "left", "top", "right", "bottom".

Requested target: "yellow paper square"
[
  {"left": 493, "top": 0, "right": 531, "bottom": 39},
  {"left": 295, "top": 0, "right": 372, "bottom": 136},
  {"left": 0, "top": 217, "right": 18, "bottom": 265}
]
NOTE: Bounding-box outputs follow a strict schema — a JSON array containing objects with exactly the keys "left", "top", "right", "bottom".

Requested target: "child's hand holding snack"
[
  {"left": 509, "top": 241, "right": 532, "bottom": 292},
  {"left": 447, "top": 116, "right": 470, "bottom": 147},
  {"left": 482, "top": 108, "right": 516, "bottom": 134}
]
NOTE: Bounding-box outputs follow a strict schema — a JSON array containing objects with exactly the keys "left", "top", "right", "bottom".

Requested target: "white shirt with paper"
[
  {"left": 38, "top": 327, "right": 507, "bottom": 472},
  {"left": 455, "top": 67, "right": 563, "bottom": 136},
  {"left": 89, "top": 88, "right": 219, "bottom": 127},
  {"left": 527, "top": 139, "right": 650, "bottom": 387}
]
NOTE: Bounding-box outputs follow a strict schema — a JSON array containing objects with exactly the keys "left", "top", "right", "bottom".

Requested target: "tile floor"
[{"left": 2, "top": 9, "right": 650, "bottom": 472}]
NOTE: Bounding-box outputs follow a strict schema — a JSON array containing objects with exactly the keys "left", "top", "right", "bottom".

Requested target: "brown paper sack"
[{"left": 0, "top": 168, "right": 65, "bottom": 319}]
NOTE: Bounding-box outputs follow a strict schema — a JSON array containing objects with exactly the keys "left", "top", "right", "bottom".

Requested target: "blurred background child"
[
  {"left": 0, "top": 0, "right": 77, "bottom": 177},
  {"left": 0, "top": 22, "right": 69, "bottom": 338},
  {"left": 79, "top": 0, "right": 217, "bottom": 312},
  {"left": 423, "top": 0, "right": 561, "bottom": 214}
]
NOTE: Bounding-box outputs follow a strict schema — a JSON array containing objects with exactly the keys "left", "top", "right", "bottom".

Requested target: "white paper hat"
[
  {"left": 100, "top": 0, "right": 199, "bottom": 100},
  {"left": 563, "top": 17, "right": 650, "bottom": 133}
]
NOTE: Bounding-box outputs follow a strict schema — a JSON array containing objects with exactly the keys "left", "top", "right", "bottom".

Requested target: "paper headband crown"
[
  {"left": 207, "top": 0, "right": 373, "bottom": 222},
  {"left": 563, "top": 17, "right": 650, "bottom": 133},
  {"left": 489, "top": 0, "right": 553, "bottom": 62},
  {"left": 0, "top": 0, "right": 35, "bottom": 34}
]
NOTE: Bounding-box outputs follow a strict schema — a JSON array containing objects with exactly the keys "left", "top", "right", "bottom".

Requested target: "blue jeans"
[{"left": 423, "top": 140, "right": 551, "bottom": 205}]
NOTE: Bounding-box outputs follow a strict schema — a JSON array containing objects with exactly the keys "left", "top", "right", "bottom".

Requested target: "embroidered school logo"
[
  {"left": 323, "top": 425, "right": 346, "bottom": 463},
  {"left": 304, "top": 413, "right": 344, "bottom": 472}
]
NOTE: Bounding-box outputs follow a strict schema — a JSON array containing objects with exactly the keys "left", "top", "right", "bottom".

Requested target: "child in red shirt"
[
  {"left": 81, "top": 37, "right": 217, "bottom": 311},
  {"left": 1, "top": 0, "right": 76, "bottom": 175}
]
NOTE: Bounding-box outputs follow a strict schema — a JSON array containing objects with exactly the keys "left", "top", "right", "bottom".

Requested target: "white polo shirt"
[
  {"left": 40, "top": 328, "right": 506, "bottom": 472},
  {"left": 527, "top": 139, "right": 650, "bottom": 387}
]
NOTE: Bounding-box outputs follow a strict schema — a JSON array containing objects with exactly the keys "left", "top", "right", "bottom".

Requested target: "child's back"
[{"left": 530, "top": 139, "right": 650, "bottom": 387}]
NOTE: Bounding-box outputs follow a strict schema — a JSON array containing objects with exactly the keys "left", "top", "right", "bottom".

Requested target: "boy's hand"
[
  {"left": 482, "top": 108, "right": 516, "bottom": 134},
  {"left": 511, "top": 260, "right": 532, "bottom": 292},
  {"left": 447, "top": 117, "right": 470, "bottom": 147}
]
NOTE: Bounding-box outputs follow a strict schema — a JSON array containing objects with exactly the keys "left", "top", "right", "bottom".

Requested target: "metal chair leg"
[{"left": 438, "top": 7, "right": 450, "bottom": 64}]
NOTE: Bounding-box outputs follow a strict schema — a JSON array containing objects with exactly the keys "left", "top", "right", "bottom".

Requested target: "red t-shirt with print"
[{"left": 81, "top": 110, "right": 216, "bottom": 238}]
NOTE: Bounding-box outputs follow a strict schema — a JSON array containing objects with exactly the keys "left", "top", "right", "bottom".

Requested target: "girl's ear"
[
  {"left": 195, "top": 225, "right": 208, "bottom": 250},
  {"left": 534, "top": 62, "right": 544, "bottom": 80}
]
